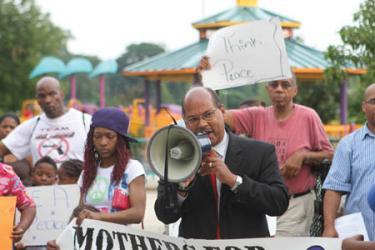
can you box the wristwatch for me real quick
[231,175,243,193]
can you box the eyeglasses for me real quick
[185,109,217,126]
[268,81,293,89]
[365,99,375,105]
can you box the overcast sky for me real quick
[35,0,362,60]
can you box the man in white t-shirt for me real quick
[0,76,91,165]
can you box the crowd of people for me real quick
[0,77,146,249]
[0,68,374,249]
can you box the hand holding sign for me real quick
[15,184,80,246]
[201,19,291,90]
[76,209,102,226]
[12,225,26,243]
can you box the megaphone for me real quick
[147,125,211,183]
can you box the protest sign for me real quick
[202,19,291,90]
[16,184,80,246]
[335,212,369,241]
[0,196,16,250]
[57,218,342,250]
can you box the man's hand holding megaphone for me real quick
[177,175,196,197]
[177,150,237,196]
[199,151,238,188]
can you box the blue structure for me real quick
[59,57,93,100]
[90,60,118,78]
[59,57,93,78]
[29,56,66,79]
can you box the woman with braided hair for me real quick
[76,107,146,225]
[48,107,146,250]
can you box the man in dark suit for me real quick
[154,86,289,239]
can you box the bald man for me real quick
[323,83,375,241]
[154,87,288,239]
[0,77,91,165]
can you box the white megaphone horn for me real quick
[147,125,211,183]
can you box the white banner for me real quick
[16,184,80,246]
[57,219,342,250]
[202,19,291,90]
[335,212,369,241]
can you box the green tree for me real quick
[120,43,165,66]
[295,80,339,123]
[324,0,375,123]
[0,0,69,113]
[161,82,190,105]
[106,43,165,106]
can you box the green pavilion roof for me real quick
[286,39,329,68]
[192,6,300,29]
[125,40,208,73]
[124,38,364,81]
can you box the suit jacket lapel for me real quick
[225,132,243,175]
[220,132,243,206]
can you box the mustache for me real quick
[196,129,212,136]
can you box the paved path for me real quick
[142,189,166,234]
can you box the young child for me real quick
[18,159,77,250]
[57,159,83,185]
[0,163,36,244]
[14,157,57,249]
[31,156,57,186]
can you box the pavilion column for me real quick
[156,80,161,113]
[144,79,150,126]
[99,75,105,108]
[70,75,76,100]
[340,78,348,125]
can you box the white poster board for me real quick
[16,184,80,246]
[202,19,291,90]
[335,212,369,241]
[57,219,342,250]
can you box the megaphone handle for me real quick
[163,125,176,209]
[163,125,174,183]
[164,182,176,209]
